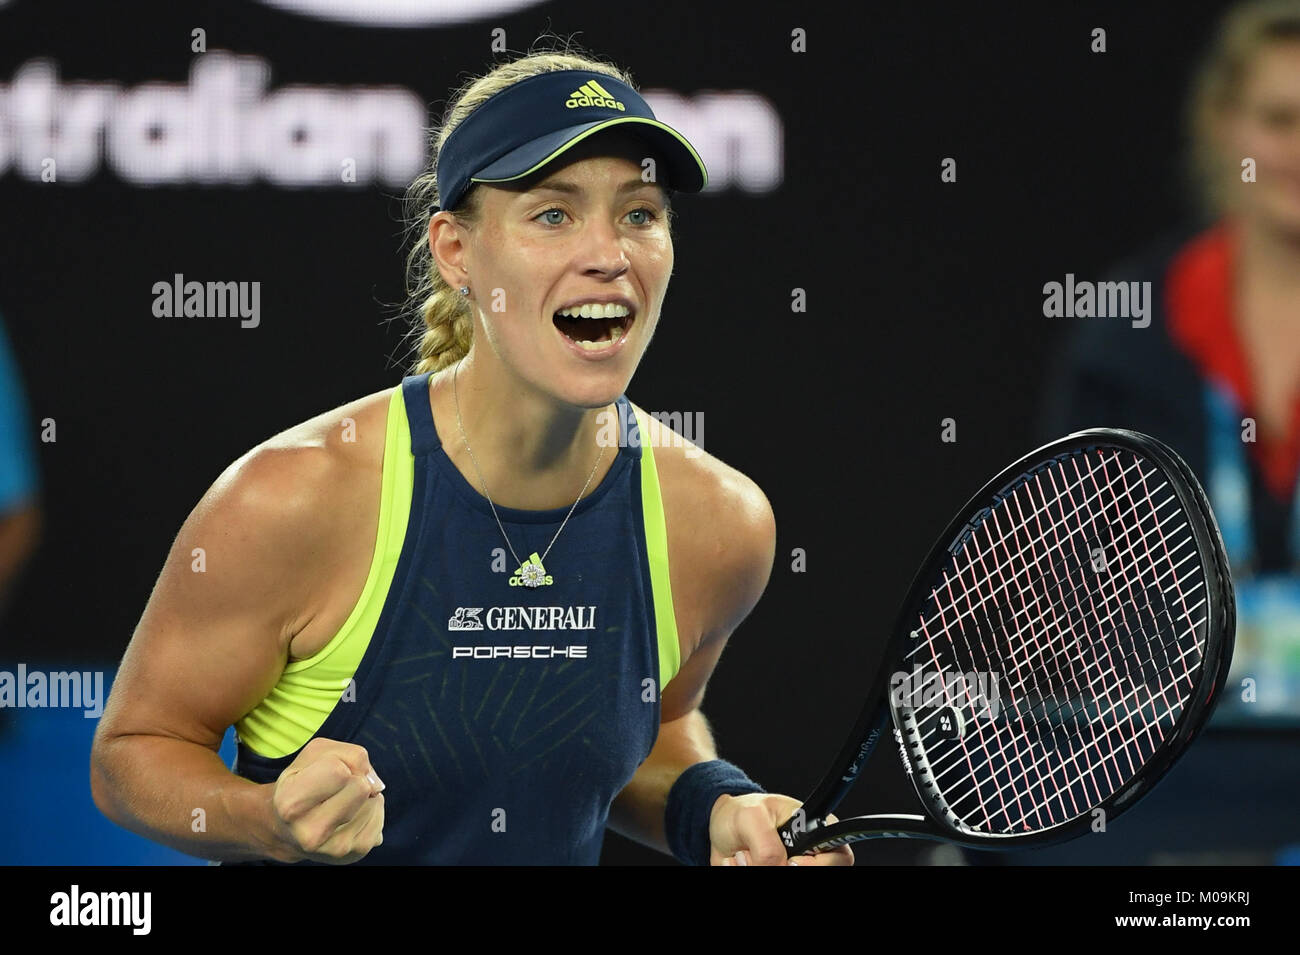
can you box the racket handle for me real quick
[776,709,891,852]
[779,706,892,847]
[776,810,817,852]
[785,814,942,855]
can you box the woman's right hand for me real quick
[271,738,386,864]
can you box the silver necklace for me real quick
[452,358,605,588]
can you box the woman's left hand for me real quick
[709,793,854,866]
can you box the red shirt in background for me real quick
[1165,223,1300,502]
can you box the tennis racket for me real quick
[777,428,1235,856]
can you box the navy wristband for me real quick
[664,759,766,866]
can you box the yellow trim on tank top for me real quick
[234,390,682,759]
[235,386,414,758]
[634,405,682,693]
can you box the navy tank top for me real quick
[230,372,671,864]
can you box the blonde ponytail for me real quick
[413,273,475,376]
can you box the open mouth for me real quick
[552,306,634,351]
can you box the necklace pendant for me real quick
[515,552,552,588]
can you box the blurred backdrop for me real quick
[1,0,1297,865]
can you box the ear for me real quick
[429,212,470,288]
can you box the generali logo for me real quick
[447,605,597,631]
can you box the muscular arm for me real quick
[90,444,343,862]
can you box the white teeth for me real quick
[557,303,631,319]
[555,303,630,351]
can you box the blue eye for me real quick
[533,206,659,226]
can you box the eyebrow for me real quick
[527,178,663,198]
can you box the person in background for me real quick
[1030,0,1300,866]
[1041,0,1300,728]
[0,311,41,625]
[0,307,42,746]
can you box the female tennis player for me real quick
[89,46,852,867]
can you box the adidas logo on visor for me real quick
[565,79,625,111]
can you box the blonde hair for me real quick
[1188,0,1300,215]
[401,40,639,376]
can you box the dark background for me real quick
[1,0,1293,865]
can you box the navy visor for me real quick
[432,70,708,213]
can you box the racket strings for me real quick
[899,447,1208,836]
[940,456,1193,826]
[989,459,1194,765]
[921,652,1203,826]
[920,564,1183,826]
[908,458,1194,686]
[938,453,1199,828]
[907,468,1197,729]
[906,454,1160,639]
[914,586,1198,755]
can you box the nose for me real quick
[577,214,631,277]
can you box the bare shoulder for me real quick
[99,386,401,750]
[210,385,394,520]
[629,402,777,648]
[193,385,397,642]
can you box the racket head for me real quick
[786,428,1235,855]
[884,428,1235,848]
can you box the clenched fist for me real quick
[269,738,386,864]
